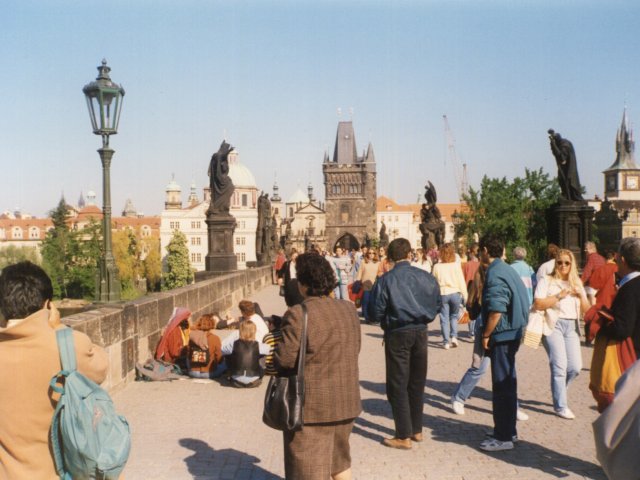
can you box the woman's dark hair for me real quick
[295,252,337,297]
[0,261,53,320]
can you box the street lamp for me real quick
[83,59,125,302]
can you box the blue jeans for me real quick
[334,283,348,300]
[453,319,489,403]
[542,318,582,411]
[440,292,463,344]
[490,338,520,442]
[361,290,372,321]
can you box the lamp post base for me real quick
[96,256,121,303]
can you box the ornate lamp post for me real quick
[83,59,125,302]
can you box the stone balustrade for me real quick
[62,266,272,392]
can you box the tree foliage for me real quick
[455,168,560,266]
[0,245,40,270]
[40,199,101,299]
[142,236,162,292]
[162,230,193,290]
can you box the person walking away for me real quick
[369,238,442,449]
[357,250,380,324]
[510,246,535,307]
[274,253,361,480]
[277,249,304,307]
[582,241,606,306]
[0,262,108,479]
[534,249,589,419]
[432,243,468,349]
[479,235,529,451]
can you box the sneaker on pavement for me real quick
[443,342,450,350]
[555,408,576,420]
[451,337,459,348]
[479,438,514,452]
[516,409,529,421]
[485,431,519,443]
[451,396,465,415]
[382,437,412,450]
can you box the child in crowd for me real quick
[224,320,269,388]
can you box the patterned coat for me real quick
[274,296,362,423]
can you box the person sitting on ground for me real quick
[225,320,269,388]
[187,314,224,379]
[155,307,192,371]
[220,300,270,354]
[0,261,108,479]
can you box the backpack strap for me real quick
[56,327,78,373]
[50,328,77,480]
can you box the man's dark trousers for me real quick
[385,327,428,438]
[489,339,519,441]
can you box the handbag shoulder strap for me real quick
[296,303,308,380]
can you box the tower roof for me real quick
[287,187,309,204]
[605,108,637,171]
[333,121,358,164]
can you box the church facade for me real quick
[323,121,377,251]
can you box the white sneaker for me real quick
[555,408,575,420]
[516,409,529,421]
[443,342,450,350]
[451,397,465,415]
[479,438,514,452]
[451,337,459,348]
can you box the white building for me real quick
[160,150,259,271]
[376,196,462,249]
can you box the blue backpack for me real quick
[49,328,131,480]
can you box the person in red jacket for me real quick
[582,241,605,305]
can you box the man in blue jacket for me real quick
[369,238,442,449]
[479,235,528,452]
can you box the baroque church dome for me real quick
[228,151,256,189]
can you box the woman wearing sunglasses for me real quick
[533,249,590,419]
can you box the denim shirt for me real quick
[369,261,442,334]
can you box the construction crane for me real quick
[443,115,469,202]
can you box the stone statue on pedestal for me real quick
[204,140,237,273]
[208,141,235,214]
[379,221,389,248]
[419,181,446,251]
[256,192,273,265]
[548,129,584,201]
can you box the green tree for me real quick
[162,230,193,290]
[0,245,40,269]
[41,199,101,299]
[455,168,560,265]
[142,237,162,292]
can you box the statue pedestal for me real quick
[547,200,594,267]
[205,213,237,273]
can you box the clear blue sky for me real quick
[2,0,639,217]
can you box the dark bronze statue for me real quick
[420,181,445,251]
[208,141,235,214]
[379,221,389,248]
[256,192,273,264]
[548,129,584,201]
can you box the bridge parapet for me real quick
[62,266,272,391]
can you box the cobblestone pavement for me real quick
[113,284,606,480]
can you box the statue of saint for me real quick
[419,181,446,251]
[379,221,389,248]
[208,141,235,214]
[256,192,273,263]
[548,129,584,201]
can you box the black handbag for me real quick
[262,304,307,431]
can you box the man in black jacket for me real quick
[603,237,640,357]
[369,238,442,449]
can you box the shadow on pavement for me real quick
[179,438,280,480]
[424,415,606,479]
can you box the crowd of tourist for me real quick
[1,234,638,480]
